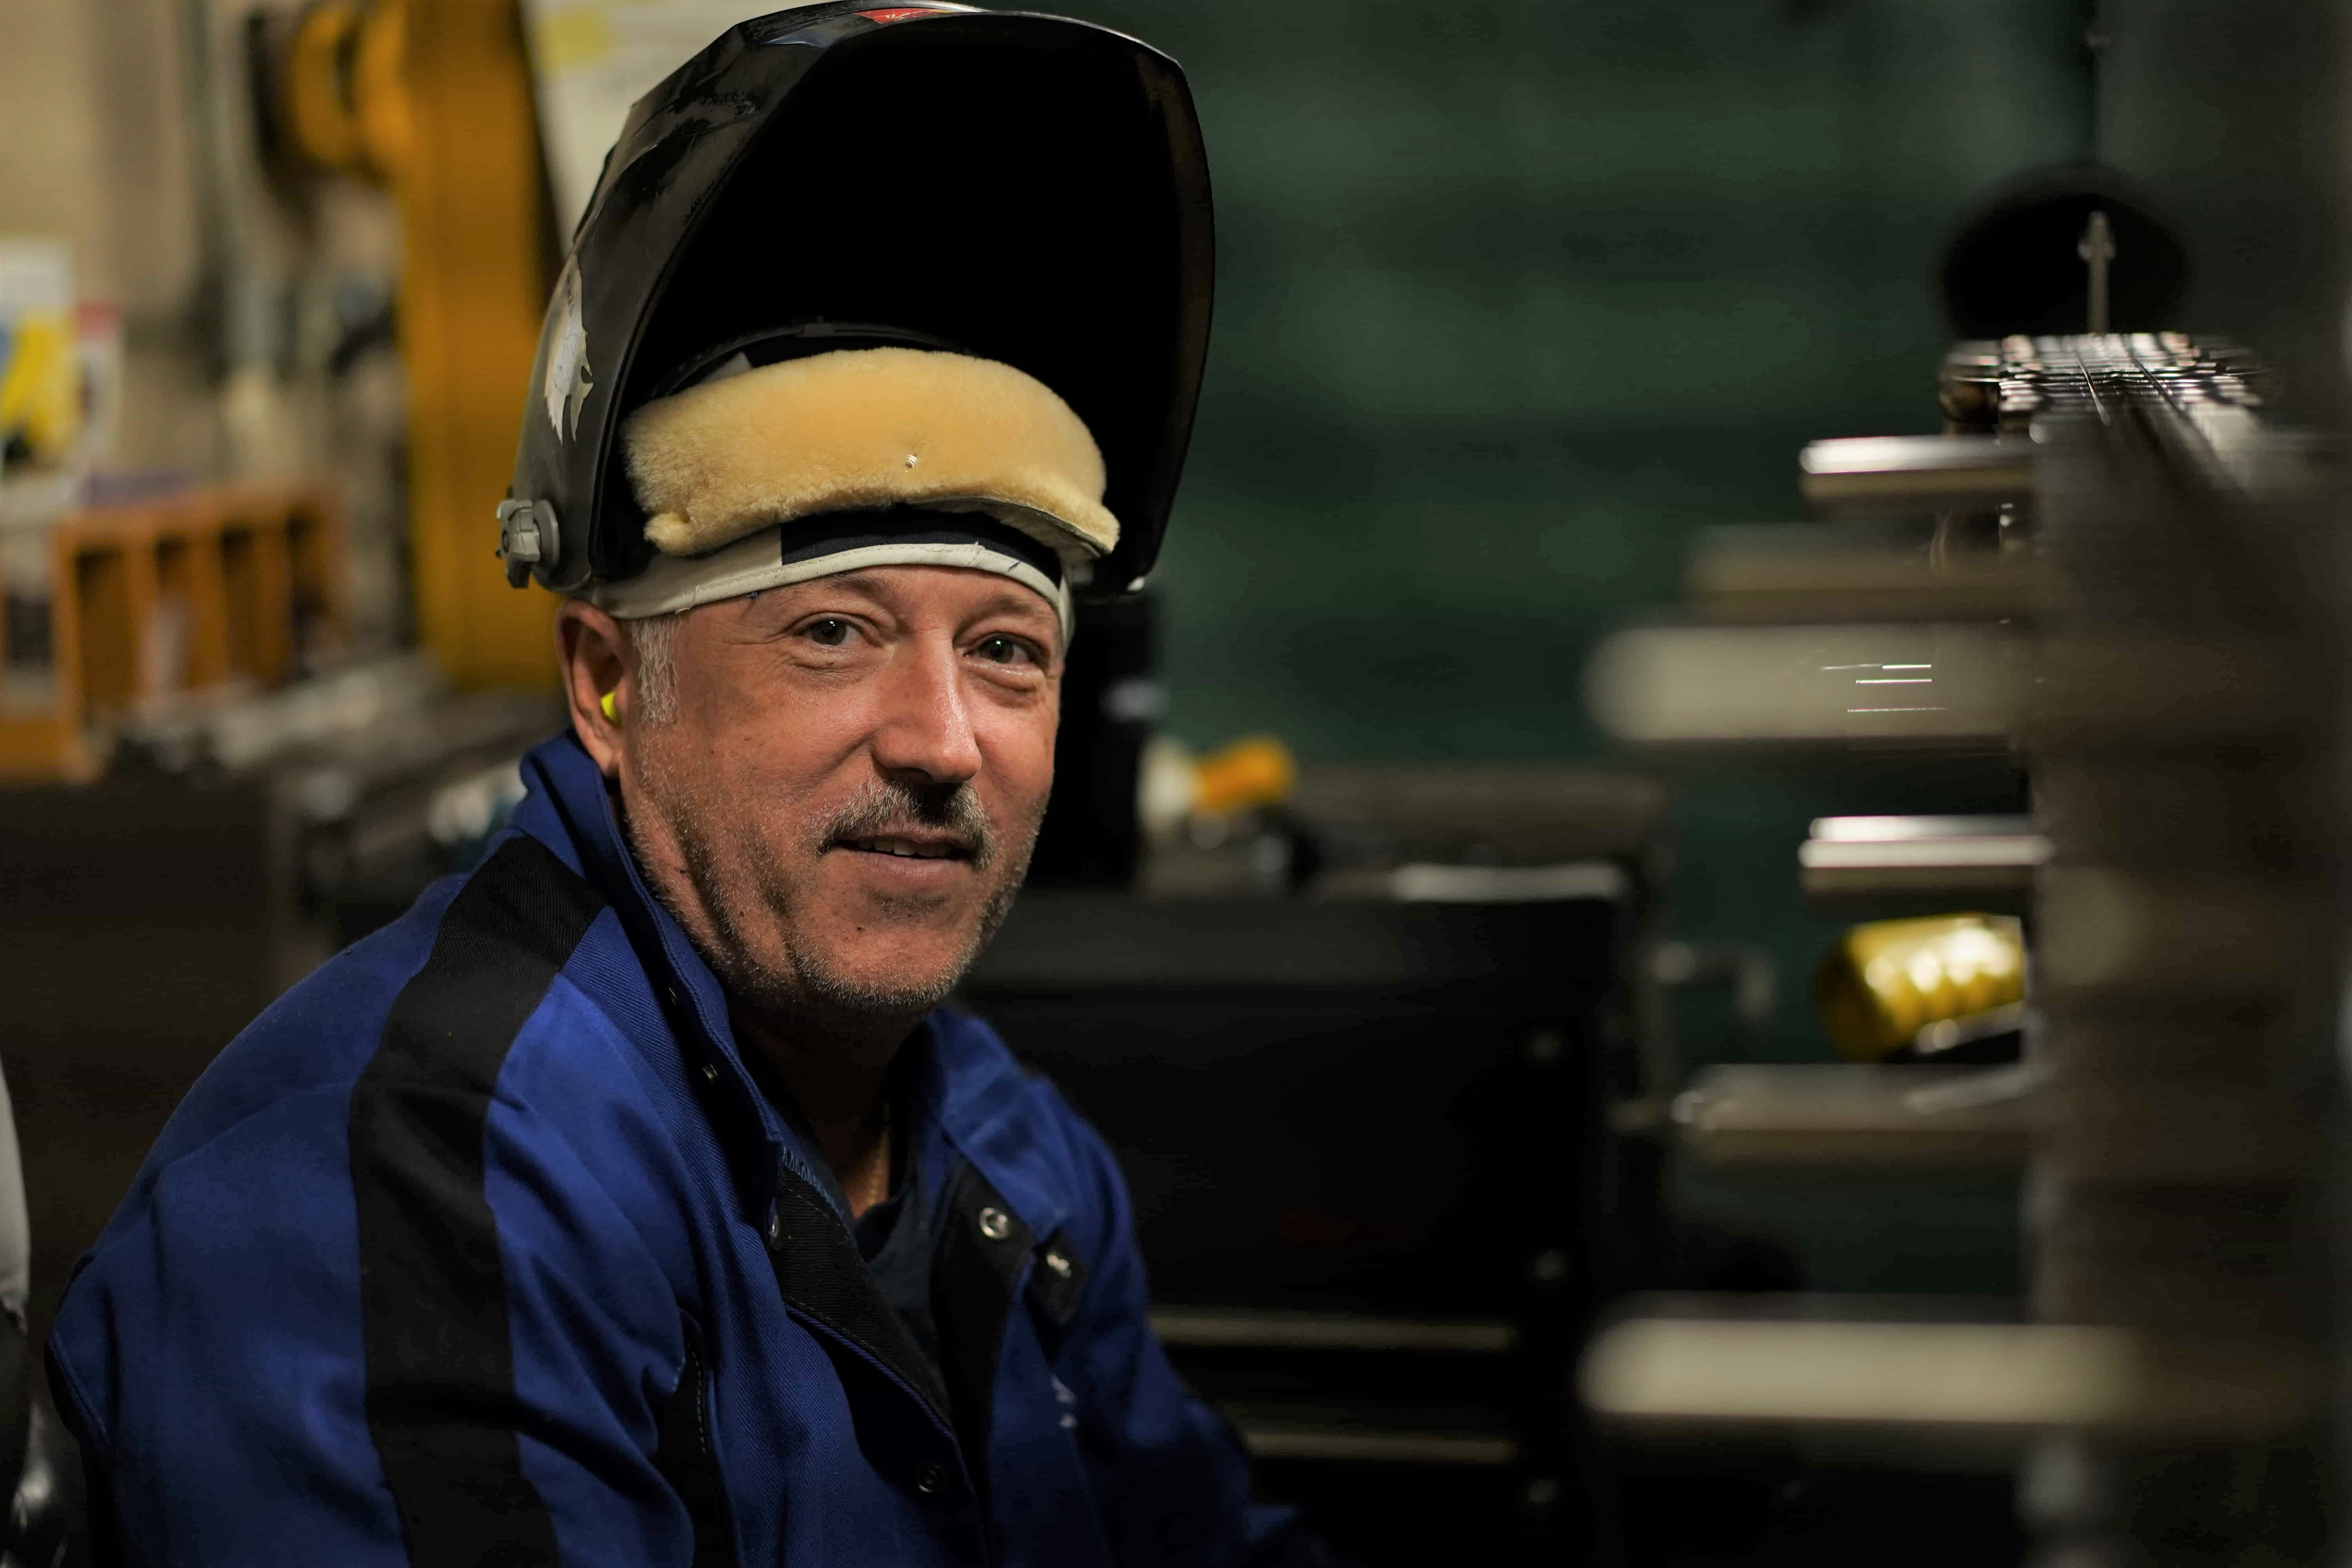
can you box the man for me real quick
[49,7,1326,1564]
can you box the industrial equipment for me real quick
[253,0,554,688]
[1813,914,2025,1064]
[1583,323,2342,1567]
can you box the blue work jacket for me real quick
[50,734,1320,1567]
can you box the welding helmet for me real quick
[499,3,1214,606]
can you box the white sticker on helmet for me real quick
[543,258,594,441]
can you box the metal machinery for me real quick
[1581,329,2344,1565]
[253,0,556,690]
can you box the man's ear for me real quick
[554,599,630,778]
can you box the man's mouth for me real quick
[835,833,975,862]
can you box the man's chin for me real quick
[708,933,966,1062]
[792,935,976,1014]
[732,844,1031,1040]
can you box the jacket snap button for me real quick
[700,1063,718,1082]
[977,1206,1013,1241]
[1043,1248,1072,1277]
[764,1208,782,1247]
[915,1461,946,1495]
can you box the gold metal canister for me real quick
[1815,914,2025,1062]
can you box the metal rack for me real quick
[1581,333,2341,1565]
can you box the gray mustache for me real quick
[820,780,996,867]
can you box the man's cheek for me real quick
[1003,726,1058,817]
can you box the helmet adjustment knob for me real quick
[495,499,561,588]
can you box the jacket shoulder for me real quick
[133,835,615,1186]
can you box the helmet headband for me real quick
[588,507,1073,638]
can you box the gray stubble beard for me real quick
[627,743,1042,1052]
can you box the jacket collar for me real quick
[918,1017,1072,1243]
[510,733,824,1212]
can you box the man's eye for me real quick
[974,634,1034,666]
[803,618,852,648]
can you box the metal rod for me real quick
[2079,211,2115,334]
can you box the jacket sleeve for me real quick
[1050,1109,1339,1568]
[48,1042,702,1568]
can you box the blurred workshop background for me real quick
[4,1,2347,1564]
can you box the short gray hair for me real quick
[626,612,684,725]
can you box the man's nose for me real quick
[869,636,984,786]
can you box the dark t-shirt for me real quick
[749,1045,943,1369]
[851,1123,941,1367]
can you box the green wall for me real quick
[1054,0,2091,756]
[1051,0,2095,1293]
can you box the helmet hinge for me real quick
[495,499,561,588]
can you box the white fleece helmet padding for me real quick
[593,346,1116,633]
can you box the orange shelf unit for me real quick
[0,485,347,779]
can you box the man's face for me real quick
[583,565,1061,1042]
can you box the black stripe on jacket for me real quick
[653,1336,740,1568]
[350,835,604,1568]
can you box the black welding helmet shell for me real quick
[502,3,1214,600]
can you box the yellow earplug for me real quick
[600,690,618,722]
